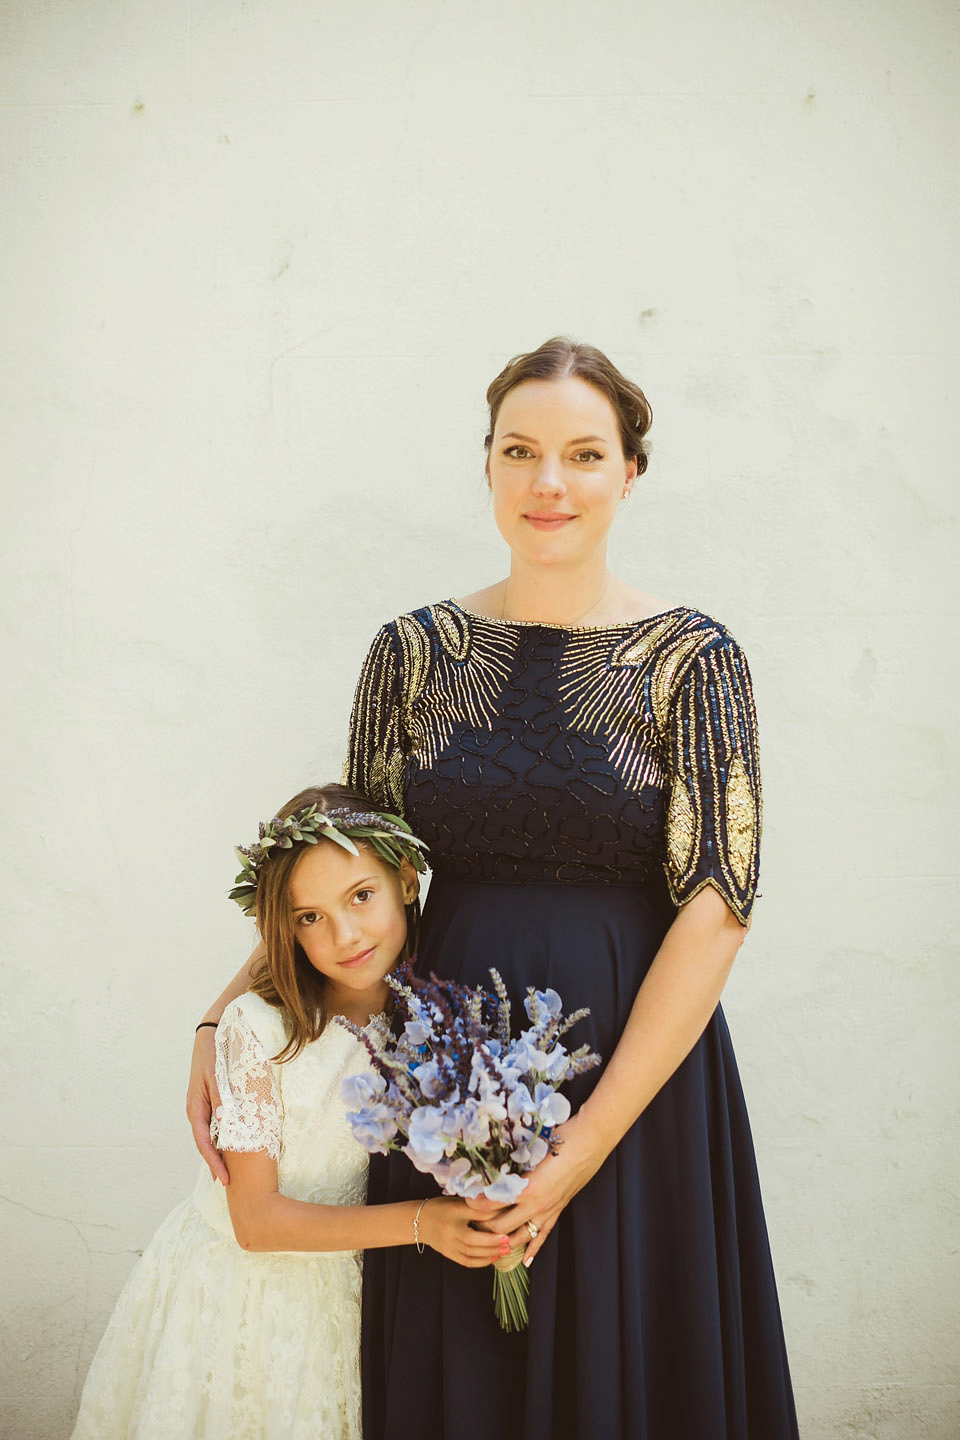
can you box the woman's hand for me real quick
[419,1196,512,1269]
[472,1111,606,1266]
[187,1027,229,1184]
[476,888,747,1265]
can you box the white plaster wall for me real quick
[1,1,957,1435]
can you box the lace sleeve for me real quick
[211,1002,283,1160]
[343,622,407,814]
[664,635,762,926]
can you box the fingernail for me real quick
[523,1255,534,1268]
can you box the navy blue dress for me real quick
[346,600,798,1440]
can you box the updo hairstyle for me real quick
[484,337,653,475]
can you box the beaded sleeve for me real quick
[664,635,762,925]
[343,623,407,815]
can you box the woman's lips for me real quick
[523,513,577,531]
[339,947,375,969]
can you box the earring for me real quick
[622,487,630,499]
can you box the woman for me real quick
[189,337,799,1440]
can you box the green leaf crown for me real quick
[229,804,429,918]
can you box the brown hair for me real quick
[484,336,653,474]
[248,782,421,1061]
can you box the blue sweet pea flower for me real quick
[406,1105,453,1168]
[510,1134,549,1168]
[340,1070,385,1111]
[483,1166,530,1204]
[506,1082,536,1125]
[524,987,562,1022]
[413,1058,450,1100]
[532,1083,571,1128]
[347,1102,398,1154]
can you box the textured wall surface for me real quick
[1,2,957,1435]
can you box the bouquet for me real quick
[338,965,600,1331]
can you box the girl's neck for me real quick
[327,982,390,1029]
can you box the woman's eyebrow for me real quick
[502,431,608,444]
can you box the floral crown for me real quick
[229,804,429,918]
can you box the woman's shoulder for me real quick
[659,605,746,651]
[365,600,475,661]
[598,605,749,670]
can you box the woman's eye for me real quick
[353,889,373,904]
[504,445,532,459]
[573,449,603,463]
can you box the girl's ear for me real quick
[398,858,420,906]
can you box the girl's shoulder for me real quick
[219,992,291,1062]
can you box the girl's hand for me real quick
[187,1027,229,1184]
[418,1196,512,1270]
[473,1111,606,1266]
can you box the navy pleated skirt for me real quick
[361,879,799,1440]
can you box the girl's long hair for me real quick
[248,782,420,1061]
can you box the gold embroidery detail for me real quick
[650,633,707,731]
[395,614,431,718]
[558,619,696,793]
[610,614,679,669]
[431,603,471,662]
[667,778,696,876]
[724,754,756,890]
[344,626,406,814]
[405,613,517,770]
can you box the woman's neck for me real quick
[498,559,613,627]
[458,568,669,630]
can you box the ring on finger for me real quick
[525,1219,540,1240]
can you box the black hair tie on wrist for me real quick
[195,1021,219,1033]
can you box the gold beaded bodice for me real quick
[344,600,761,924]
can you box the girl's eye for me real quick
[573,449,603,463]
[503,444,533,459]
[353,888,373,904]
[297,911,321,927]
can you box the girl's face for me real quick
[287,841,416,1010]
[487,375,637,569]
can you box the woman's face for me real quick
[487,376,637,569]
[287,842,416,1006]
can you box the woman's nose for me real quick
[531,457,565,495]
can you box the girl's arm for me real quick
[187,946,264,1182]
[223,1147,508,1269]
[474,885,748,1260]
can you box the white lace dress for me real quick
[71,993,378,1440]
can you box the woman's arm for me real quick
[223,1147,509,1268]
[187,945,264,1182]
[474,886,748,1261]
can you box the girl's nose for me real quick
[332,910,362,948]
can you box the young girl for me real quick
[71,783,507,1440]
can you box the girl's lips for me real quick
[339,947,375,969]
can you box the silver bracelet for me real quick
[413,1198,428,1255]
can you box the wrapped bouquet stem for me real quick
[339,965,600,1332]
